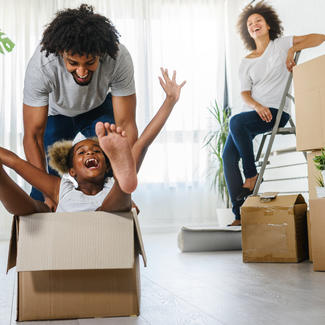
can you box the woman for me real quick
[223,1,325,226]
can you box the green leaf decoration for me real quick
[0,30,15,55]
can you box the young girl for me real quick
[0,69,185,215]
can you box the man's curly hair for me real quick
[237,1,283,51]
[40,4,120,58]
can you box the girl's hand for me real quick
[159,68,186,103]
[255,104,272,123]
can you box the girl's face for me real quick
[247,13,270,40]
[69,139,108,181]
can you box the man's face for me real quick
[63,52,100,86]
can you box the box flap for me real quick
[242,194,305,209]
[16,211,136,272]
[132,208,147,267]
[6,216,18,273]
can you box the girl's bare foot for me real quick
[95,122,137,194]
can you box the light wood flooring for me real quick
[1,233,325,325]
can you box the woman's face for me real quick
[247,13,270,40]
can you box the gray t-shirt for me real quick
[23,43,135,117]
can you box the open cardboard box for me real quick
[293,55,325,151]
[7,208,147,322]
[241,193,308,263]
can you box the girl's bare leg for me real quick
[0,164,50,215]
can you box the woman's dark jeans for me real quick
[222,108,290,220]
[30,93,115,201]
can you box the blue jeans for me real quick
[222,108,290,220]
[30,93,115,201]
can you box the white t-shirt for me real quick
[23,43,135,117]
[56,176,115,212]
[238,36,293,113]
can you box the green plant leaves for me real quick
[203,100,231,207]
[313,148,325,171]
[0,30,15,55]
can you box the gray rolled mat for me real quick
[177,226,242,252]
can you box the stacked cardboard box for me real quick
[293,54,325,270]
[241,194,308,263]
[7,209,147,321]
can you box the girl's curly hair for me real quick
[48,138,111,177]
[237,1,283,51]
[40,4,120,58]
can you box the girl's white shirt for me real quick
[56,175,114,212]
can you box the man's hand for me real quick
[254,104,272,123]
[44,196,57,212]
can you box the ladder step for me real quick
[264,127,296,135]
[261,162,307,170]
[262,176,307,182]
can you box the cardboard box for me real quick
[307,150,322,200]
[309,199,325,271]
[293,55,325,151]
[241,194,308,263]
[6,209,147,322]
[307,210,312,262]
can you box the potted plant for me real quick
[313,149,325,198]
[204,100,232,225]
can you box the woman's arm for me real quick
[241,91,273,123]
[0,147,60,204]
[286,34,325,71]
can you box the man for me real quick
[23,4,137,209]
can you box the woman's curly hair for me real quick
[40,4,120,58]
[48,138,111,177]
[237,1,283,51]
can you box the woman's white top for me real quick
[56,176,115,212]
[239,36,293,113]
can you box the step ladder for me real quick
[252,51,306,196]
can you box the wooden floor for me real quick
[1,233,325,325]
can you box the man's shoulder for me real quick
[100,43,130,64]
[29,45,60,70]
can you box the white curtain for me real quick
[0,0,226,236]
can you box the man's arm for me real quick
[23,103,48,171]
[112,94,138,146]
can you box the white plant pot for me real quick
[216,208,234,227]
[316,186,325,198]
